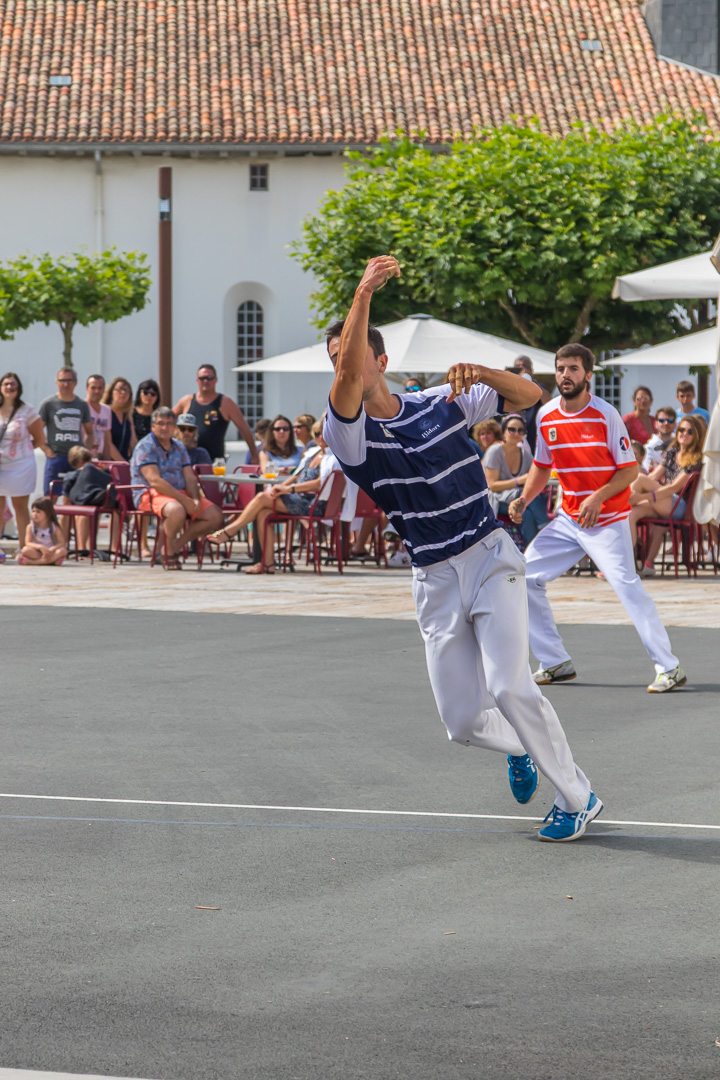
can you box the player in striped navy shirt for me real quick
[324,256,603,842]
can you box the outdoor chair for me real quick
[352,488,388,567]
[107,462,165,568]
[49,479,117,564]
[304,471,347,574]
[637,472,701,579]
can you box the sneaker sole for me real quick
[647,674,688,693]
[533,671,577,686]
[538,798,604,843]
[514,772,540,805]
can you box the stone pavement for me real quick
[0,559,717,625]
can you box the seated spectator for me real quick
[676,379,710,425]
[470,418,502,460]
[259,415,302,476]
[175,414,212,467]
[622,386,657,445]
[133,379,161,441]
[628,414,705,576]
[403,378,423,393]
[484,415,548,548]
[130,407,223,570]
[642,407,676,472]
[17,497,67,566]
[631,441,646,470]
[244,418,271,465]
[293,414,317,450]
[62,445,117,555]
[207,431,328,574]
[102,377,137,461]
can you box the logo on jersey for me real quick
[380,425,393,439]
[619,436,630,452]
[506,575,517,584]
[548,427,557,442]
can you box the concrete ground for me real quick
[0,605,719,1080]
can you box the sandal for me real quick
[243,562,275,575]
[207,528,234,546]
[165,554,183,571]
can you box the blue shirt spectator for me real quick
[131,432,190,506]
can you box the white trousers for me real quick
[412,529,591,813]
[524,513,678,676]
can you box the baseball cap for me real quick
[177,413,197,428]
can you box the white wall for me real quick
[613,365,717,417]
[0,153,342,422]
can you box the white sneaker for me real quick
[388,549,412,568]
[532,660,577,685]
[647,666,687,693]
[638,563,656,578]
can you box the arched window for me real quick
[236,301,264,428]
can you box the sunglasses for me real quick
[292,424,307,430]
[140,388,158,395]
[57,378,76,384]
[657,418,674,424]
[677,427,693,435]
[197,375,216,382]
[273,426,291,432]
[506,426,526,434]
[177,426,196,432]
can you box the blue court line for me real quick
[0,813,718,842]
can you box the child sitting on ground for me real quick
[18,497,67,565]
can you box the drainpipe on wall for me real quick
[158,166,172,405]
[94,149,105,375]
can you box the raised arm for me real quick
[447,364,542,412]
[329,256,400,419]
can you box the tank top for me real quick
[187,393,229,460]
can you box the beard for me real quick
[558,378,587,400]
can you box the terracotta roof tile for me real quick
[2,0,720,146]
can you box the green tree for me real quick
[0,249,151,365]
[293,118,720,352]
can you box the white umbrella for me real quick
[233,314,555,376]
[601,328,717,366]
[612,251,717,301]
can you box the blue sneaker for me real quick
[507,754,539,804]
[538,792,603,842]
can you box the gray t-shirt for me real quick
[38,394,91,455]
[483,441,532,482]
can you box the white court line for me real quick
[0,792,718,831]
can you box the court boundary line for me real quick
[0,792,718,831]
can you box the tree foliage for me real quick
[0,248,151,365]
[293,118,720,352]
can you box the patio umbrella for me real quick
[612,251,717,301]
[233,314,555,378]
[601,328,717,366]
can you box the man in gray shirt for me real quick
[38,367,93,494]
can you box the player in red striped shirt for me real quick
[510,344,685,694]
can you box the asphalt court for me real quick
[1,606,719,1080]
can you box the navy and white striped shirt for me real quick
[325,384,499,567]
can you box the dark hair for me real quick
[86,373,105,387]
[633,385,653,403]
[501,413,527,434]
[324,319,386,361]
[0,372,25,418]
[262,414,297,459]
[32,496,60,528]
[56,366,77,381]
[254,418,271,437]
[676,380,695,395]
[656,406,677,422]
[671,413,705,469]
[102,376,134,417]
[135,378,161,407]
[197,363,218,377]
[555,344,595,373]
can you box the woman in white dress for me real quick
[0,372,46,545]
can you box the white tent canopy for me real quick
[601,328,716,367]
[233,314,555,376]
[612,251,718,302]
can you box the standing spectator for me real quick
[38,368,94,494]
[642,407,676,472]
[260,415,302,475]
[85,374,112,460]
[470,418,502,460]
[0,372,45,544]
[17,497,67,566]
[133,379,161,441]
[676,380,710,424]
[511,356,551,452]
[102,377,137,461]
[622,386,657,444]
[173,364,259,464]
[130,407,223,570]
[175,414,212,466]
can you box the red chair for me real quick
[637,472,701,579]
[49,480,117,564]
[107,462,163,567]
[305,471,347,574]
[352,488,388,567]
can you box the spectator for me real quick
[173,364,259,464]
[293,414,317,449]
[631,441,647,470]
[62,445,117,555]
[642,406,676,472]
[628,414,705,576]
[676,379,710,424]
[207,433,328,574]
[85,374,112,459]
[260,415,302,475]
[17,497,67,566]
[484,414,548,548]
[244,418,271,465]
[622,385,657,444]
[130,406,223,570]
[102,377,137,461]
[510,356,551,452]
[133,379,161,441]
[470,418,502,460]
[38,368,94,494]
[175,414,212,466]
[0,371,45,545]
[403,378,423,393]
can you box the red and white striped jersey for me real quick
[534,395,636,526]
